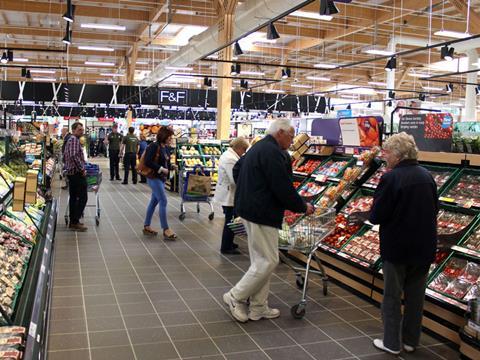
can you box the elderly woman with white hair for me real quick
[223,119,314,323]
[214,137,249,255]
[369,132,438,355]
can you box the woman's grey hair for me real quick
[266,119,293,135]
[383,132,418,160]
[229,137,249,150]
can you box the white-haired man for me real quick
[223,119,314,322]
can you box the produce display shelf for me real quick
[338,187,374,216]
[460,327,480,360]
[439,168,480,209]
[421,163,460,194]
[312,155,355,180]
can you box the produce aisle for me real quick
[48,160,458,360]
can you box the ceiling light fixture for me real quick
[233,42,243,56]
[346,104,351,110]
[388,90,395,99]
[385,56,396,72]
[265,89,285,94]
[203,77,212,87]
[422,86,444,91]
[85,61,115,66]
[33,77,57,82]
[241,71,265,76]
[267,22,280,40]
[476,85,480,95]
[240,79,249,89]
[13,58,28,62]
[419,93,426,101]
[63,0,75,23]
[368,81,386,86]
[29,69,56,74]
[291,84,312,88]
[81,23,126,31]
[291,10,332,21]
[440,45,455,61]
[230,64,241,75]
[136,61,148,65]
[434,30,472,39]
[387,100,393,107]
[78,46,114,52]
[408,72,429,78]
[281,68,291,79]
[62,22,72,45]
[314,63,337,69]
[6,50,13,62]
[306,76,331,81]
[363,46,395,56]
[100,73,125,77]
[96,80,119,84]
[320,0,339,16]
[0,52,7,64]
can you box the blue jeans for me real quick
[145,178,169,230]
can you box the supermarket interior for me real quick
[2,0,480,359]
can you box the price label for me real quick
[338,223,346,230]
[29,322,37,338]
[439,196,455,203]
[356,160,364,167]
[462,200,474,209]
[338,235,346,241]
[345,147,354,155]
[371,225,380,232]
[315,175,328,183]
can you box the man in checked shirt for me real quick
[64,122,88,232]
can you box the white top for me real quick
[214,147,240,207]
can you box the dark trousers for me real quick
[67,173,88,225]
[221,206,235,251]
[140,174,147,183]
[109,149,120,180]
[382,261,430,351]
[123,152,137,184]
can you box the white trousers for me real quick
[231,220,279,309]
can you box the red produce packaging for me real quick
[459,262,480,284]
[444,279,472,299]
[464,283,480,301]
[442,258,467,278]
[428,273,451,293]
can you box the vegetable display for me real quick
[321,214,361,249]
[444,174,480,207]
[341,230,380,265]
[295,159,321,174]
[314,160,349,178]
[437,210,474,235]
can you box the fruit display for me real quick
[0,215,37,244]
[443,173,480,207]
[294,159,321,174]
[342,195,373,215]
[0,166,15,185]
[342,166,363,182]
[202,146,222,156]
[284,210,303,226]
[424,113,453,139]
[204,159,218,170]
[297,181,326,199]
[428,257,480,302]
[341,230,380,265]
[0,326,26,359]
[182,158,203,168]
[179,146,200,156]
[437,210,474,235]
[364,164,389,188]
[293,181,301,189]
[314,159,350,178]
[211,172,218,183]
[19,142,42,156]
[427,169,453,190]
[317,181,348,208]
[322,214,361,250]
[429,249,450,274]
[460,226,480,253]
[358,147,381,165]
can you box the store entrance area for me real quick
[47,160,457,360]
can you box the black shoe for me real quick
[221,249,241,255]
[133,182,137,185]
[233,243,239,249]
[116,177,121,181]
[139,181,147,183]
[110,178,114,181]
[122,182,128,185]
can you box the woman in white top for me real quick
[214,137,249,254]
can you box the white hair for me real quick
[266,119,293,135]
[383,132,418,160]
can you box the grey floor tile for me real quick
[250,330,296,349]
[116,292,151,304]
[203,321,244,337]
[213,334,260,354]
[86,304,122,319]
[194,309,233,323]
[225,351,270,360]
[119,301,156,316]
[160,311,199,326]
[285,326,330,344]
[266,345,317,360]
[48,349,90,360]
[90,345,136,360]
[332,308,375,322]
[174,338,220,358]
[350,319,384,336]
[48,333,88,351]
[153,299,189,313]
[128,327,170,345]
[49,319,87,334]
[88,316,125,332]
[52,295,84,308]
[83,284,115,296]
[50,306,85,321]
[133,342,179,360]
[321,322,365,340]
[84,293,117,307]
[303,341,353,360]
[123,314,163,329]
[166,324,208,341]
[339,337,384,357]
[89,330,130,348]
[427,344,461,359]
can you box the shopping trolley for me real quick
[64,164,102,226]
[178,164,214,221]
[228,208,336,319]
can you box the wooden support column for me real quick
[215,0,236,140]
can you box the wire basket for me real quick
[279,208,336,252]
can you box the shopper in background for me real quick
[143,126,177,240]
[61,127,72,190]
[138,134,148,184]
[224,119,314,323]
[232,136,261,184]
[214,137,249,255]
[105,123,122,181]
[63,122,88,232]
[121,127,139,185]
[370,132,438,355]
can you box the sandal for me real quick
[143,226,158,236]
[163,229,178,241]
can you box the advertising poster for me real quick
[399,113,453,152]
[339,117,381,147]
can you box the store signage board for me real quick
[339,118,361,146]
[337,109,353,118]
[399,113,453,152]
[158,90,188,105]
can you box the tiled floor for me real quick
[48,159,459,360]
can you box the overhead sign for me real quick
[158,90,188,105]
[399,113,453,152]
[339,117,381,147]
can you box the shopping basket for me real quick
[178,164,214,221]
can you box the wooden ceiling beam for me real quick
[447,0,480,34]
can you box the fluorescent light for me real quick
[85,61,115,67]
[81,23,126,31]
[291,10,332,21]
[368,81,386,86]
[169,76,199,83]
[306,76,330,81]
[13,58,28,62]
[422,86,444,91]
[429,57,468,72]
[78,46,114,52]
[158,83,181,87]
[100,73,125,77]
[176,10,197,15]
[29,69,56,74]
[136,61,149,65]
[314,63,337,69]
[265,89,285,93]
[340,94,358,99]
[33,77,56,82]
[96,80,118,84]
[291,84,312,89]
[240,71,265,76]
[363,46,395,56]
[173,25,208,46]
[408,72,429,78]
[434,30,471,39]
[165,66,193,71]
[334,84,378,95]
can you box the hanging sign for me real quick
[158,90,188,105]
[339,117,381,147]
[399,113,453,152]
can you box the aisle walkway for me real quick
[48,159,459,360]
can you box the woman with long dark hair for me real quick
[143,126,177,240]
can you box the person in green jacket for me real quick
[121,127,139,184]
